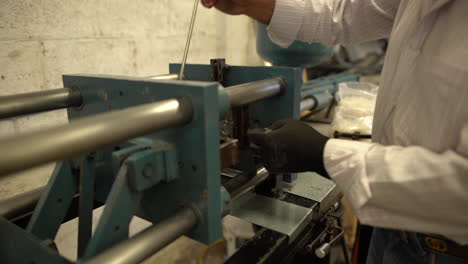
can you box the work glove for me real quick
[248,119,329,177]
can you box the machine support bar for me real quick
[147,73,179,80]
[78,156,95,257]
[0,88,82,119]
[0,97,193,176]
[225,77,286,107]
[87,207,198,264]
[300,98,317,112]
[0,187,43,220]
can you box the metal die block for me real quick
[285,172,341,218]
[231,193,316,243]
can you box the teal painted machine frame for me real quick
[0,63,302,263]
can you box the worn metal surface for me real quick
[87,207,198,264]
[231,192,315,242]
[0,87,82,119]
[285,172,341,218]
[0,97,192,176]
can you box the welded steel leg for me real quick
[78,156,95,257]
[83,165,141,259]
[27,161,77,240]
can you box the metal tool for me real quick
[179,0,200,80]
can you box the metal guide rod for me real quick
[300,98,317,112]
[225,77,286,107]
[179,0,200,80]
[87,207,198,264]
[0,88,82,119]
[230,167,270,200]
[0,73,180,120]
[0,97,193,176]
[0,187,43,220]
[147,73,180,80]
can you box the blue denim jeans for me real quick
[366,228,466,264]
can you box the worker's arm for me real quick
[250,120,468,244]
[202,0,401,47]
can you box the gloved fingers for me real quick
[247,128,271,147]
[270,120,288,130]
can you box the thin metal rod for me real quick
[87,207,198,264]
[179,0,200,80]
[0,187,43,220]
[230,167,269,200]
[147,73,180,80]
[300,98,317,112]
[225,77,286,107]
[0,97,193,176]
[0,88,82,119]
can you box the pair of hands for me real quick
[201,0,275,24]
[248,119,330,177]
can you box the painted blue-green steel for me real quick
[0,217,70,264]
[27,161,77,240]
[63,75,223,244]
[169,64,302,126]
[78,156,95,257]
[125,146,179,192]
[256,23,333,68]
[83,165,141,259]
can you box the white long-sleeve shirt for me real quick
[268,0,468,244]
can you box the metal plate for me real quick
[231,193,315,242]
[284,172,341,218]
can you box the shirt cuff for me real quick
[324,139,373,210]
[267,0,306,48]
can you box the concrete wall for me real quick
[0,0,262,198]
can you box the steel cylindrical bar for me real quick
[230,167,269,200]
[225,77,286,107]
[87,207,198,264]
[0,97,193,176]
[0,187,43,220]
[148,73,180,80]
[0,88,82,119]
[300,98,317,112]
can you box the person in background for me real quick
[202,0,468,263]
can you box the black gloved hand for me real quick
[248,119,329,177]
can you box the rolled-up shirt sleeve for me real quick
[323,124,468,245]
[267,0,400,47]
